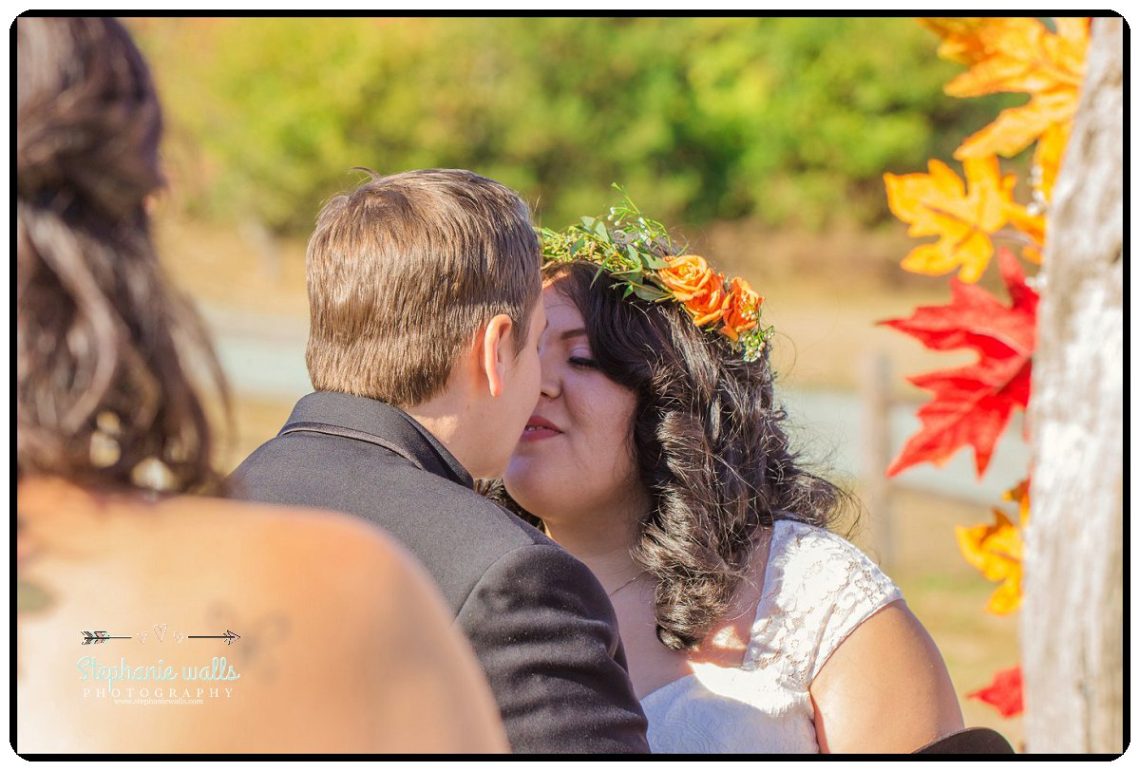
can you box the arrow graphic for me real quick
[81,630,131,645]
[187,629,241,645]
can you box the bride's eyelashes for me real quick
[568,356,600,370]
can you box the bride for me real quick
[497,201,967,753]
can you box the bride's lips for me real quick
[520,415,563,442]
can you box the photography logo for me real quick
[78,626,242,706]
[81,629,241,645]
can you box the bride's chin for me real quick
[503,457,548,487]
[502,478,556,519]
[503,484,540,513]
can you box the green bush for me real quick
[132,17,1014,235]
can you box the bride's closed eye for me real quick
[568,356,599,370]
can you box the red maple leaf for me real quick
[967,665,1024,718]
[879,248,1037,477]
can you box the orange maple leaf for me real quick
[884,156,1018,282]
[921,17,1090,197]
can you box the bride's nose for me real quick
[538,348,561,400]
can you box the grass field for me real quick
[161,215,1025,749]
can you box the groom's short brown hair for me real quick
[305,169,541,407]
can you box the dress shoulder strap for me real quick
[745,520,903,689]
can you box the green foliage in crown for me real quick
[540,187,773,361]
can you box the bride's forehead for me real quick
[541,288,583,322]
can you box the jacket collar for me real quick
[281,391,475,489]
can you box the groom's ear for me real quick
[477,314,515,399]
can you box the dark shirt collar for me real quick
[282,391,475,489]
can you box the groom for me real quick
[230,169,649,753]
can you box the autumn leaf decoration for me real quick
[886,19,1089,282]
[959,481,1030,717]
[879,18,1090,721]
[968,665,1024,718]
[879,248,1037,478]
[920,17,1090,202]
[956,478,1030,615]
[884,156,1024,282]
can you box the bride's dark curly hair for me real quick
[490,259,853,651]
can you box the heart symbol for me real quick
[153,624,167,642]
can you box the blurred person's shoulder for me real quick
[16,479,507,751]
[18,476,440,616]
[157,491,445,604]
[19,479,473,689]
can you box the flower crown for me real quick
[538,189,773,362]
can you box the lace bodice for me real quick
[641,520,903,753]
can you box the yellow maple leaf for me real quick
[918,18,991,64]
[939,18,1086,98]
[884,156,1017,282]
[956,509,1023,615]
[956,478,1030,615]
[1050,18,1095,80]
[1032,119,1072,203]
[922,17,1090,173]
[986,579,1023,616]
[1005,206,1045,264]
[1003,477,1031,526]
[956,88,1079,161]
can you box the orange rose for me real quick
[684,272,728,327]
[658,254,728,327]
[720,277,763,341]
[657,255,718,302]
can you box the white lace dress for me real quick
[640,519,903,753]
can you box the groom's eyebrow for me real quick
[560,328,587,340]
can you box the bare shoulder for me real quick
[813,600,941,684]
[810,599,964,753]
[160,495,443,623]
[17,483,506,752]
[165,495,419,575]
[155,497,507,751]
[198,498,507,751]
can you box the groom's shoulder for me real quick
[419,472,553,550]
[382,470,588,613]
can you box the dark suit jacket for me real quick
[229,391,650,754]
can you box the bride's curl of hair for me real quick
[16,17,227,493]
[490,260,852,651]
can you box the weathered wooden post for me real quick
[1021,16,1123,754]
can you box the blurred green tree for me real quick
[131,17,1014,235]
